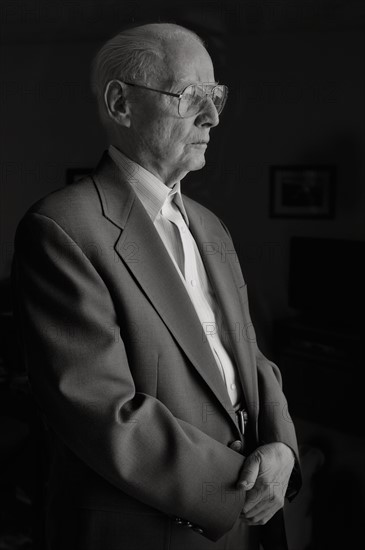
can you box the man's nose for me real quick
[195,96,219,127]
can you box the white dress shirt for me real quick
[108,144,243,410]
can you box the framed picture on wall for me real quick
[269,165,336,218]
[66,168,92,185]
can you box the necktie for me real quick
[161,195,197,283]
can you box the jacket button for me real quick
[174,517,184,524]
[229,440,243,453]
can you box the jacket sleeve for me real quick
[12,211,248,542]
[219,217,302,499]
[256,349,302,499]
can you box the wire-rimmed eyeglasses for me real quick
[105,79,228,118]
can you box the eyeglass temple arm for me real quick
[121,81,182,99]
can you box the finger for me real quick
[244,503,281,526]
[243,481,284,515]
[241,483,265,513]
[244,499,270,518]
[237,451,261,490]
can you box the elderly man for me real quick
[12,22,300,550]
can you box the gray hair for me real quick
[90,22,205,127]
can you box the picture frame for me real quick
[269,165,336,219]
[66,168,92,185]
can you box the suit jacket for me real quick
[12,151,301,550]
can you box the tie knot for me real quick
[161,195,182,224]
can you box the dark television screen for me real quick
[288,237,365,325]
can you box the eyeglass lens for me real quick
[178,84,227,117]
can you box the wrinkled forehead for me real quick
[160,36,215,87]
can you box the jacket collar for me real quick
[108,144,189,225]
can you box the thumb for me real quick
[237,451,261,490]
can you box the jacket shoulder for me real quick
[182,194,222,224]
[25,176,99,222]
[182,193,230,237]
[16,175,107,242]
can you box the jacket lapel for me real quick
[183,197,259,428]
[92,152,236,422]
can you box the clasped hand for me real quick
[237,442,295,526]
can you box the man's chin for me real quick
[188,155,206,172]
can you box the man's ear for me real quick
[104,80,131,127]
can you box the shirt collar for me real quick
[108,144,189,226]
